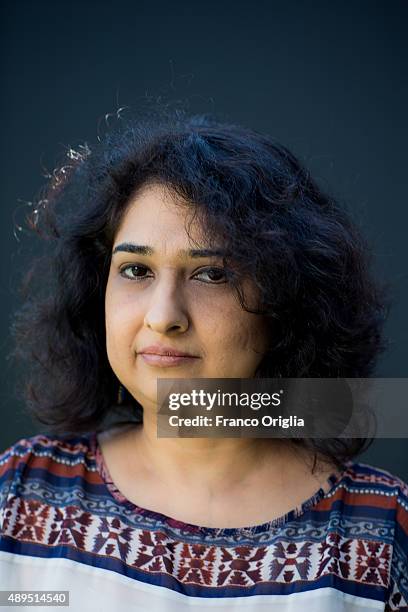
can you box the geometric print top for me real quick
[0,432,407,611]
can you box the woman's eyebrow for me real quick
[112,242,226,259]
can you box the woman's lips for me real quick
[138,353,199,367]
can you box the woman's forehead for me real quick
[113,183,214,255]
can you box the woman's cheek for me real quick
[106,312,134,367]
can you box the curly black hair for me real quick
[10,107,389,471]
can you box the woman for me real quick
[0,109,407,610]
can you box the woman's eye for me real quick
[119,265,228,284]
[194,267,228,284]
[120,265,151,280]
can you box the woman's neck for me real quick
[114,413,331,497]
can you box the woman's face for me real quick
[105,183,271,408]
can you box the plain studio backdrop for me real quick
[0,0,407,479]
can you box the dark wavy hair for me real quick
[11,107,389,471]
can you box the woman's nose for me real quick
[143,278,189,334]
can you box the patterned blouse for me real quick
[0,432,407,611]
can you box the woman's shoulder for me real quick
[326,459,408,521]
[0,432,97,500]
[340,459,408,495]
[311,460,408,609]
[0,432,95,467]
[317,459,407,549]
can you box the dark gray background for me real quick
[1,0,407,480]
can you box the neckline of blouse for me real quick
[89,430,349,538]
